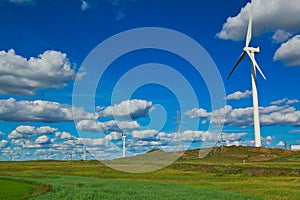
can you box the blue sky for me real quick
[0,0,300,161]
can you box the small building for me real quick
[290,144,300,151]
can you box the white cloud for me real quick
[76,120,140,133]
[0,49,82,96]
[274,35,300,66]
[9,125,57,138]
[55,131,76,140]
[271,98,288,105]
[8,131,24,140]
[0,131,3,139]
[16,125,36,134]
[132,130,157,139]
[184,108,211,119]
[100,99,153,119]
[36,126,57,134]
[0,98,97,122]
[277,141,286,146]
[272,29,292,43]
[104,132,122,140]
[227,90,252,100]
[217,0,300,41]
[287,99,300,105]
[81,0,90,11]
[7,125,62,141]
[8,126,36,140]
[181,130,246,142]
[186,100,300,127]
[265,136,275,141]
[0,140,8,148]
[225,139,255,147]
[35,135,50,144]
[78,138,110,147]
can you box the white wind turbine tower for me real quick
[227,0,266,147]
[122,131,126,157]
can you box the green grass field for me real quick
[0,146,299,199]
[0,179,37,200]
[1,175,260,200]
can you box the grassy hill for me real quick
[0,146,299,199]
[180,146,300,161]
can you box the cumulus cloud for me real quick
[181,130,246,142]
[186,99,300,127]
[132,130,158,139]
[0,49,82,96]
[36,126,57,134]
[227,90,252,100]
[100,99,153,119]
[272,29,292,43]
[0,140,8,148]
[7,131,24,140]
[0,98,97,123]
[76,120,140,133]
[104,132,122,140]
[78,138,110,147]
[265,136,275,141]
[35,135,50,144]
[8,126,36,140]
[274,35,300,66]
[7,125,62,141]
[184,108,211,119]
[277,141,286,146]
[55,131,76,140]
[217,0,300,41]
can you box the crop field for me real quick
[0,146,299,199]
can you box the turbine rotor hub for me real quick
[244,46,260,53]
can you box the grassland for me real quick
[0,146,299,199]
[0,179,37,200]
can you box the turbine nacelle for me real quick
[243,46,260,53]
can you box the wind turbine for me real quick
[227,0,266,147]
[122,131,126,157]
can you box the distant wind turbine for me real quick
[122,131,126,157]
[227,0,266,147]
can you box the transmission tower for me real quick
[214,117,224,152]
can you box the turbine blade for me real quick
[245,50,267,80]
[227,52,246,80]
[246,0,253,47]
[251,64,258,90]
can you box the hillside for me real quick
[0,146,300,199]
[181,146,300,162]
